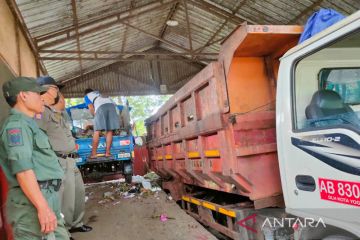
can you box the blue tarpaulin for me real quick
[299,8,345,44]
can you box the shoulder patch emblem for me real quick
[7,128,23,147]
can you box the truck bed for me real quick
[76,135,134,165]
[145,24,302,208]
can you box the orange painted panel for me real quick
[227,57,273,114]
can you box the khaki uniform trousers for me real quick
[6,187,69,240]
[58,157,85,229]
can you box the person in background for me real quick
[84,88,120,158]
[36,76,92,235]
[0,77,69,240]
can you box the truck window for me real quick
[294,30,360,131]
[320,68,360,104]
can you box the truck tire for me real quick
[125,174,132,184]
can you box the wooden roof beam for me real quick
[183,0,193,51]
[187,0,254,25]
[39,50,217,56]
[121,0,136,52]
[71,0,83,76]
[37,0,178,49]
[195,0,248,56]
[158,1,180,40]
[120,21,192,54]
[40,56,216,62]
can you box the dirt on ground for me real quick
[72,179,218,240]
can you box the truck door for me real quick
[277,14,360,237]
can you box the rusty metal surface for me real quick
[133,146,149,176]
[146,24,302,205]
[13,0,360,96]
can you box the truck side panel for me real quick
[146,24,302,207]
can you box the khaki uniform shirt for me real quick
[36,106,76,154]
[0,109,64,188]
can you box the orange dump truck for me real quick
[146,24,302,239]
[146,14,360,240]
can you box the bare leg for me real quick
[105,131,113,156]
[91,131,100,157]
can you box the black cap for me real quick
[36,76,64,89]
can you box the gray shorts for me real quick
[94,103,120,131]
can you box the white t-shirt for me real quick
[84,91,114,112]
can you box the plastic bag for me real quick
[299,8,345,44]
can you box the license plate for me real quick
[118,153,130,158]
[319,178,360,207]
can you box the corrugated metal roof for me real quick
[13,0,360,97]
[61,48,204,97]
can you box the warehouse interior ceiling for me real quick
[8,0,360,97]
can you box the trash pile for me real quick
[73,127,128,139]
[85,171,163,206]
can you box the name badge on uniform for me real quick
[7,128,23,146]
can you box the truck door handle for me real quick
[295,175,316,192]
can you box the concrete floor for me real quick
[72,181,218,240]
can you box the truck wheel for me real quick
[125,174,132,184]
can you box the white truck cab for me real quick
[277,10,360,239]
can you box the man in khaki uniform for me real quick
[0,77,69,240]
[36,76,92,234]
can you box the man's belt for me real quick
[38,179,62,192]
[55,152,79,159]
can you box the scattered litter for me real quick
[128,185,141,193]
[123,193,136,199]
[142,180,152,190]
[85,178,125,187]
[151,214,175,221]
[86,173,171,206]
[151,187,162,192]
[132,175,145,183]
[103,192,115,201]
[118,182,131,192]
[160,214,168,222]
[144,172,160,181]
